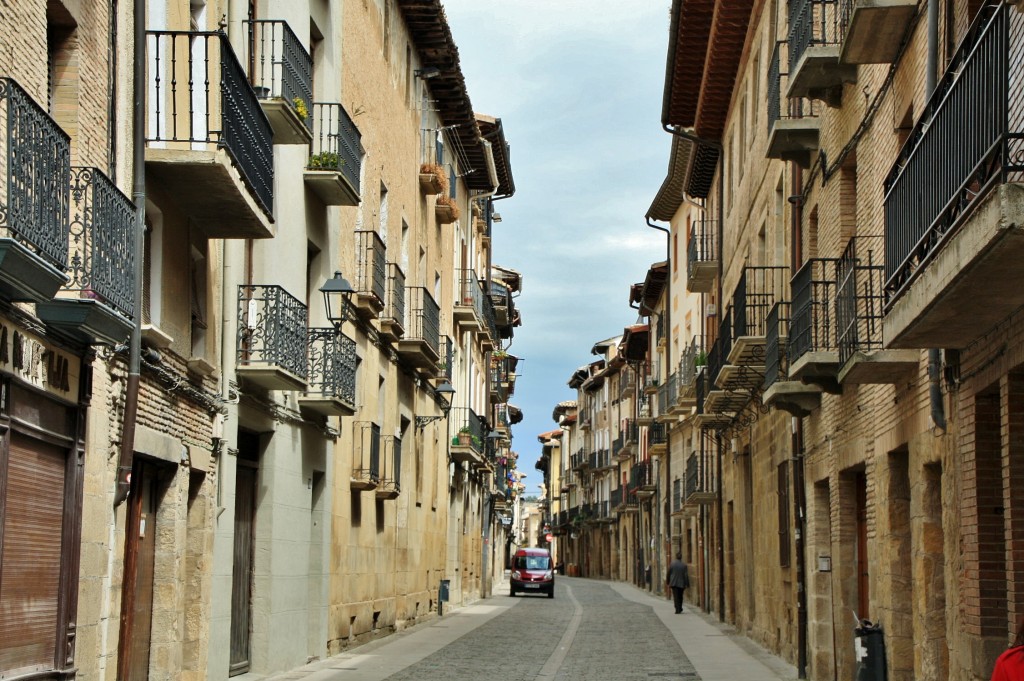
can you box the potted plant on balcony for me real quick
[695,350,707,367]
[292,97,309,121]
[435,194,459,224]
[308,151,341,170]
[419,163,447,194]
[457,426,472,446]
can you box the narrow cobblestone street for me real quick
[264,577,797,681]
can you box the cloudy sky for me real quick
[442,0,674,493]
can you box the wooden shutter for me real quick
[0,434,67,674]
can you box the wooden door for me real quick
[126,463,158,680]
[855,472,869,619]
[229,459,257,675]
[0,434,66,674]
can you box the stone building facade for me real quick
[543,1,1024,680]
[0,0,523,679]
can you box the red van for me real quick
[509,547,554,598]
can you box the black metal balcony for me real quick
[449,406,486,465]
[676,336,705,408]
[837,0,916,64]
[237,284,308,391]
[379,263,406,342]
[454,269,485,330]
[694,341,741,431]
[766,41,820,167]
[687,219,718,293]
[38,167,135,345]
[352,422,381,490]
[684,451,717,505]
[0,77,71,303]
[618,419,638,460]
[786,0,856,102]
[304,102,362,206]
[353,230,386,318]
[657,373,678,419]
[397,286,440,369]
[145,31,274,238]
[647,422,667,457]
[480,294,499,351]
[884,3,1024,350]
[762,301,822,416]
[788,258,842,391]
[731,265,790,362]
[836,236,918,383]
[437,335,454,381]
[376,436,402,500]
[298,329,356,416]
[246,19,313,144]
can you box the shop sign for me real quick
[0,319,79,399]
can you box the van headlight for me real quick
[544,571,553,580]
[511,570,521,580]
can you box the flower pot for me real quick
[457,432,472,446]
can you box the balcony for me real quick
[656,373,678,421]
[352,422,381,491]
[632,460,657,497]
[304,103,362,206]
[687,219,718,293]
[352,230,386,319]
[787,258,842,393]
[449,407,486,466]
[593,448,614,472]
[713,309,763,394]
[145,31,274,239]
[618,420,638,460]
[786,0,856,105]
[246,19,313,144]
[236,285,308,391]
[835,237,919,382]
[693,366,736,431]
[397,286,440,370]
[297,329,356,416]
[570,448,589,471]
[376,436,402,500]
[436,335,454,383]
[837,0,916,64]
[490,279,517,339]
[453,269,485,330]
[0,78,71,304]
[38,167,135,345]
[766,42,820,167]
[379,263,406,343]
[883,4,1024,350]
[684,452,717,506]
[762,302,822,416]
[728,265,790,367]
[648,422,668,458]
[675,337,705,410]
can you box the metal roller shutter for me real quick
[0,434,67,674]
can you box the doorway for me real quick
[229,432,260,676]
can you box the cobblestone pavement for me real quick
[375,578,694,681]
[262,576,794,681]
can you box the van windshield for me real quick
[516,555,550,570]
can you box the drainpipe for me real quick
[926,0,946,431]
[790,164,808,679]
[645,216,670,592]
[115,0,145,677]
[661,123,726,621]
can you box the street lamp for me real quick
[414,67,441,80]
[415,381,455,429]
[320,271,355,329]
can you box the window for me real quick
[777,461,790,567]
[190,243,208,360]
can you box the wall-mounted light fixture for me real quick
[491,212,502,223]
[320,271,356,329]
[414,67,441,80]
[415,381,455,429]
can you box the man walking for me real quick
[667,553,689,614]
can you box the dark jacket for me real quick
[667,559,689,589]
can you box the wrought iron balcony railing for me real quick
[449,406,487,453]
[246,19,313,131]
[657,373,677,416]
[732,266,790,339]
[146,30,274,215]
[789,258,839,363]
[883,2,1024,305]
[404,286,440,354]
[354,422,381,488]
[384,262,406,329]
[788,0,842,72]
[438,335,453,380]
[481,294,499,346]
[66,167,134,318]
[237,284,308,379]
[673,477,683,513]
[764,302,791,389]
[306,328,356,409]
[378,436,402,498]
[677,336,706,397]
[355,230,386,306]
[648,422,667,450]
[836,236,885,366]
[688,218,717,269]
[0,77,70,270]
[611,486,623,508]
[308,102,362,194]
